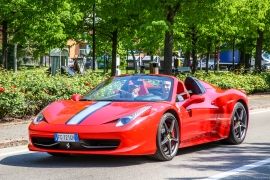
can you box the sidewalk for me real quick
[0,94,270,149]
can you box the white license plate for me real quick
[54,133,79,142]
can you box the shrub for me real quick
[176,70,270,94]
[0,68,109,119]
[1,68,270,119]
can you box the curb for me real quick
[0,139,28,149]
[0,121,31,127]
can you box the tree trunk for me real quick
[40,56,43,66]
[245,54,250,68]
[255,28,263,71]
[14,44,17,72]
[164,29,174,75]
[111,29,118,77]
[191,30,198,74]
[163,4,179,75]
[232,38,235,72]
[131,50,137,74]
[214,46,217,73]
[240,50,245,68]
[2,20,8,69]
[205,43,211,73]
[184,51,191,67]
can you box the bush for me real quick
[176,70,270,94]
[1,68,270,119]
[0,68,109,119]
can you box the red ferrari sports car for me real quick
[28,74,249,161]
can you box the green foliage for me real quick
[0,68,109,119]
[176,70,270,94]
[1,68,270,120]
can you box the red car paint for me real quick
[28,74,249,160]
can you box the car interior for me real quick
[176,81,190,100]
[120,80,149,96]
[118,76,206,101]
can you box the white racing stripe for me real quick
[66,101,112,125]
[0,149,29,157]
[202,157,270,180]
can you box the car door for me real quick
[179,97,218,146]
[179,77,218,146]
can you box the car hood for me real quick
[42,100,152,125]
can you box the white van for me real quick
[250,52,270,66]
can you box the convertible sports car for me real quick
[28,74,249,161]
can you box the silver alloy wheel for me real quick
[220,102,248,144]
[160,119,179,157]
[232,103,247,141]
[150,113,180,161]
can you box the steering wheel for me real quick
[152,91,164,97]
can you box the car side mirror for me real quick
[182,95,205,108]
[71,94,82,101]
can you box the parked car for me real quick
[98,62,104,69]
[68,59,74,68]
[46,66,76,77]
[198,59,215,70]
[262,63,270,71]
[85,58,92,69]
[28,74,249,161]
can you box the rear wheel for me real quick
[228,66,233,71]
[150,113,180,161]
[220,102,248,144]
[47,152,71,157]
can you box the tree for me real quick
[0,0,83,69]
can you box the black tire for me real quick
[209,65,214,70]
[220,102,248,144]
[149,113,180,161]
[47,152,71,157]
[228,66,233,71]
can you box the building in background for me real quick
[67,40,88,59]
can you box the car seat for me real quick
[177,81,190,99]
[138,81,149,96]
[184,76,203,95]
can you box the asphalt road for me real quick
[0,108,269,180]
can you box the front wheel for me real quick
[150,113,180,161]
[220,102,248,144]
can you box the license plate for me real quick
[54,133,79,142]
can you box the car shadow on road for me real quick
[0,141,269,169]
[0,151,156,168]
[167,142,270,179]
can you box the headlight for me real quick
[116,106,151,127]
[33,105,49,125]
[33,113,45,125]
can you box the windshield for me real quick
[81,75,174,102]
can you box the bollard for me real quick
[149,61,153,74]
[152,62,159,74]
[140,65,146,74]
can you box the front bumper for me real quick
[28,120,157,156]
